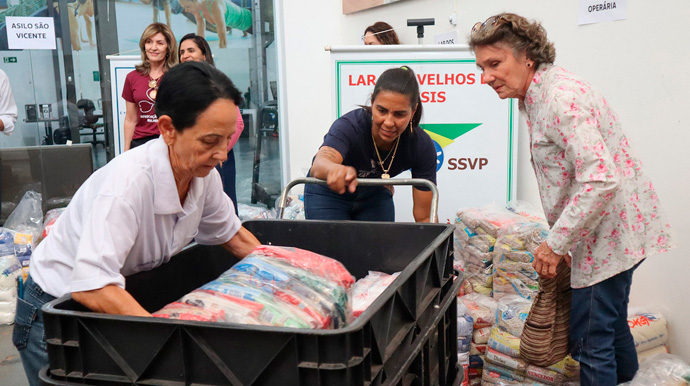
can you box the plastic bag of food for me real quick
[249,245,355,289]
[0,254,22,324]
[281,196,305,220]
[456,204,523,237]
[156,245,355,329]
[473,326,492,344]
[180,289,264,325]
[629,354,690,386]
[628,312,668,352]
[458,293,497,329]
[495,295,533,338]
[199,280,314,328]
[457,299,475,337]
[493,260,539,301]
[221,269,333,328]
[41,207,66,241]
[351,271,400,317]
[487,326,521,358]
[4,191,43,269]
[482,360,525,383]
[0,229,14,258]
[492,222,548,262]
[237,203,275,221]
[221,257,346,328]
[505,200,548,226]
[485,347,528,372]
[4,191,43,236]
[525,364,565,385]
[153,302,224,322]
[258,257,351,326]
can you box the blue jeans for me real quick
[304,183,394,221]
[13,275,56,386]
[216,149,238,215]
[570,261,642,386]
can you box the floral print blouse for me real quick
[521,64,675,288]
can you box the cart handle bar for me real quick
[278,177,439,223]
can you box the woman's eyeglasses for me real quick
[471,15,509,35]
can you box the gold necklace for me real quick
[372,133,400,179]
[148,75,161,100]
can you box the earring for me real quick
[409,120,413,132]
[527,62,532,67]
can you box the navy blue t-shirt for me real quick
[318,108,437,190]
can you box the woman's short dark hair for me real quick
[369,66,423,128]
[364,21,400,45]
[179,33,215,66]
[467,13,555,66]
[155,61,242,131]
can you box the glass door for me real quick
[0,1,97,224]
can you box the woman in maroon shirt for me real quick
[123,23,178,150]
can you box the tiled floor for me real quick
[0,324,27,386]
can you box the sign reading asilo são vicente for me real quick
[6,17,56,50]
[331,45,518,223]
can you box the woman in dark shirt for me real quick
[305,66,437,222]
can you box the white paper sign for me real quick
[578,0,627,25]
[331,46,518,223]
[6,17,56,50]
[434,31,459,45]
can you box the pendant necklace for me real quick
[372,133,400,179]
[148,74,161,100]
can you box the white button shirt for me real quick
[31,138,241,298]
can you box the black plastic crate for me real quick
[41,220,462,386]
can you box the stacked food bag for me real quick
[491,222,547,301]
[154,245,355,329]
[628,310,670,363]
[457,293,498,385]
[482,295,580,385]
[0,237,22,324]
[456,300,474,385]
[455,206,520,296]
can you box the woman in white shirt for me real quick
[13,61,260,386]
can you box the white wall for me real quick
[277,0,690,359]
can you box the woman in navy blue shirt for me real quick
[305,67,437,222]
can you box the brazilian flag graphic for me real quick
[419,124,482,171]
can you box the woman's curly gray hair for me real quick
[468,13,556,66]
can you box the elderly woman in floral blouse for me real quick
[468,12,674,386]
